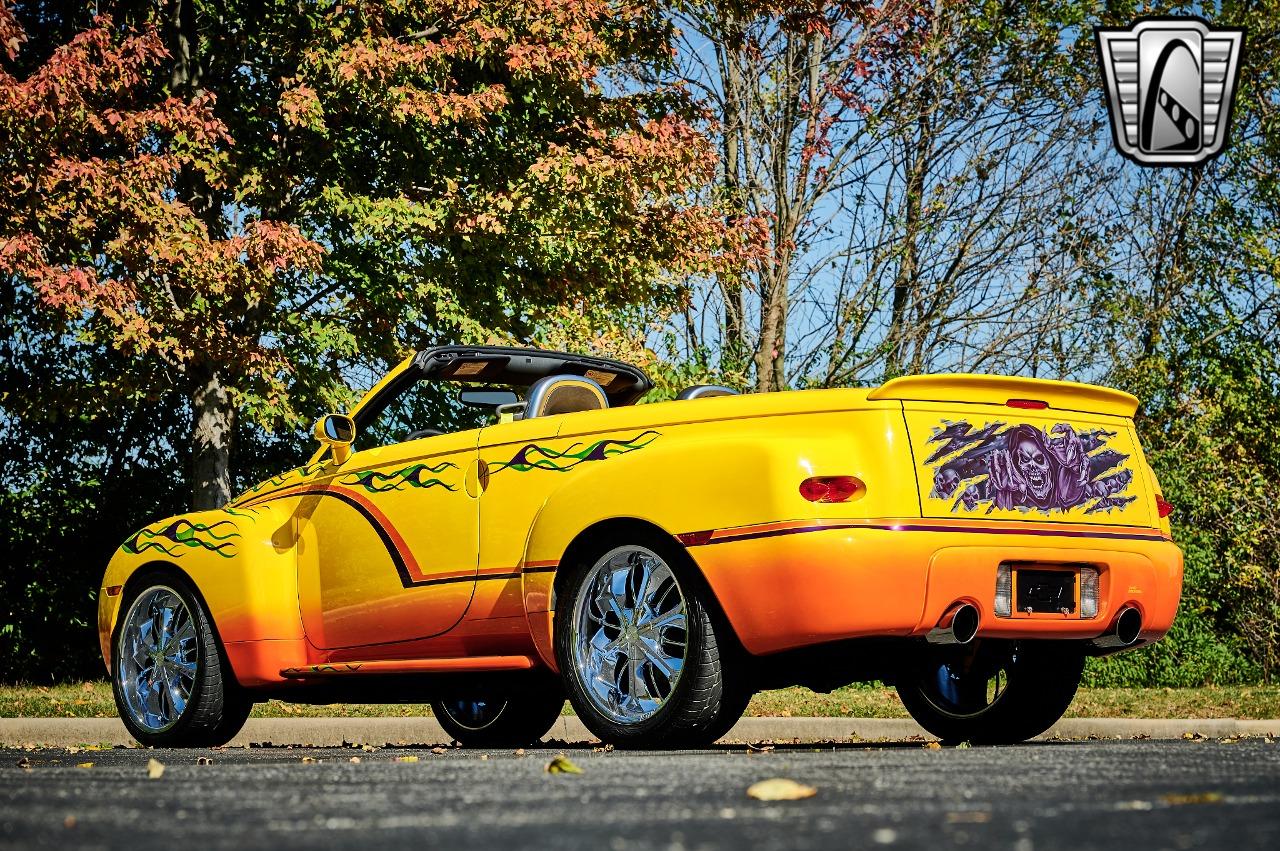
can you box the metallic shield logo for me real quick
[1095,17,1244,166]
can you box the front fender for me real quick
[98,504,303,674]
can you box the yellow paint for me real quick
[98,371,1181,688]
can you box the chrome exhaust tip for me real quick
[1089,606,1143,651]
[927,603,980,646]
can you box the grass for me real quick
[3,681,1279,720]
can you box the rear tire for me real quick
[431,678,565,747]
[895,640,1084,744]
[555,532,744,748]
[112,574,252,747]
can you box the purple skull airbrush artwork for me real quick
[926,419,1135,515]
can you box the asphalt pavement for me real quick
[3,738,1278,850]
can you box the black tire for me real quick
[554,531,742,749]
[111,574,252,747]
[431,678,565,747]
[895,640,1084,745]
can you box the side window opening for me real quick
[352,380,518,452]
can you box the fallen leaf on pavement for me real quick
[16,757,31,770]
[301,756,319,764]
[1161,792,1224,806]
[545,754,582,774]
[147,758,165,779]
[924,741,942,750]
[196,757,213,765]
[746,778,817,801]
[349,756,361,764]
[76,762,94,769]
[395,755,419,763]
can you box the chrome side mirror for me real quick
[314,413,356,465]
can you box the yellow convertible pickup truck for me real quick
[99,346,1182,748]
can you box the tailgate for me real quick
[870,375,1156,526]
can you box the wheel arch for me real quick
[524,515,744,672]
[108,561,230,672]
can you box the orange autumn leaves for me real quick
[1,0,765,436]
[0,11,320,393]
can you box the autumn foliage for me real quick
[1,0,759,509]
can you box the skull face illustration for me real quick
[933,465,962,498]
[1013,436,1052,501]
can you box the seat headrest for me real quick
[524,375,608,418]
[675,384,738,401]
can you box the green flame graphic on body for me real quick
[489,430,660,473]
[122,518,241,559]
[341,461,459,493]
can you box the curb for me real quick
[3,716,1278,748]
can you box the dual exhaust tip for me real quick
[1090,606,1143,651]
[926,603,980,645]
[926,603,1143,650]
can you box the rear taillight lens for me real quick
[799,476,864,503]
[1079,567,1099,619]
[1006,398,1048,409]
[994,565,1012,617]
[1155,495,1174,518]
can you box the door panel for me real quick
[476,418,565,578]
[297,430,480,649]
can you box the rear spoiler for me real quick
[866,374,1139,418]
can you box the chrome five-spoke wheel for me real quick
[571,545,689,725]
[117,586,198,732]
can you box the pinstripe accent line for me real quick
[242,483,529,589]
[678,518,1171,547]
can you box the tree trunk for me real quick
[717,11,748,376]
[191,365,235,510]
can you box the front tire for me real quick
[895,640,1084,744]
[112,575,251,747]
[555,534,743,748]
[431,678,565,747]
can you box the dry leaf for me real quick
[301,756,319,763]
[349,756,361,764]
[362,744,376,752]
[924,741,942,750]
[147,758,165,779]
[16,757,31,770]
[514,748,526,757]
[196,757,213,765]
[76,762,94,769]
[63,815,77,829]
[545,754,583,774]
[1161,792,1224,806]
[430,746,446,755]
[395,755,419,763]
[479,754,489,761]
[67,746,81,755]
[747,778,817,801]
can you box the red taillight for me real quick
[1006,398,1049,409]
[1156,495,1174,518]
[799,476,864,503]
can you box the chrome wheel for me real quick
[438,697,509,731]
[918,641,1015,719]
[116,586,199,732]
[571,545,688,725]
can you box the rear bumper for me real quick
[687,518,1183,656]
